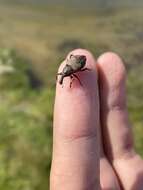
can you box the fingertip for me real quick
[98,52,125,68]
[97,52,127,109]
[97,52,126,87]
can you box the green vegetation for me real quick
[0,3,143,190]
[0,48,54,189]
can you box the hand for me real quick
[50,49,143,190]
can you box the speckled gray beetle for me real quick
[57,54,90,88]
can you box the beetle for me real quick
[57,54,90,88]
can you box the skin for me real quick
[50,49,143,190]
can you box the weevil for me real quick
[57,54,90,88]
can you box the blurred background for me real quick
[0,0,143,189]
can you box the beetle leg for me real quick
[70,75,74,88]
[61,77,64,88]
[73,74,83,86]
[80,68,91,72]
[56,72,62,80]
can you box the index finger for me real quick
[50,49,100,190]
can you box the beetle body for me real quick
[57,54,90,87]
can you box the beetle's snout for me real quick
[59,75,64,85]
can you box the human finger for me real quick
[97,52,143,189]
[50,49,100,190]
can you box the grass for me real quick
[0,3,143,190]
